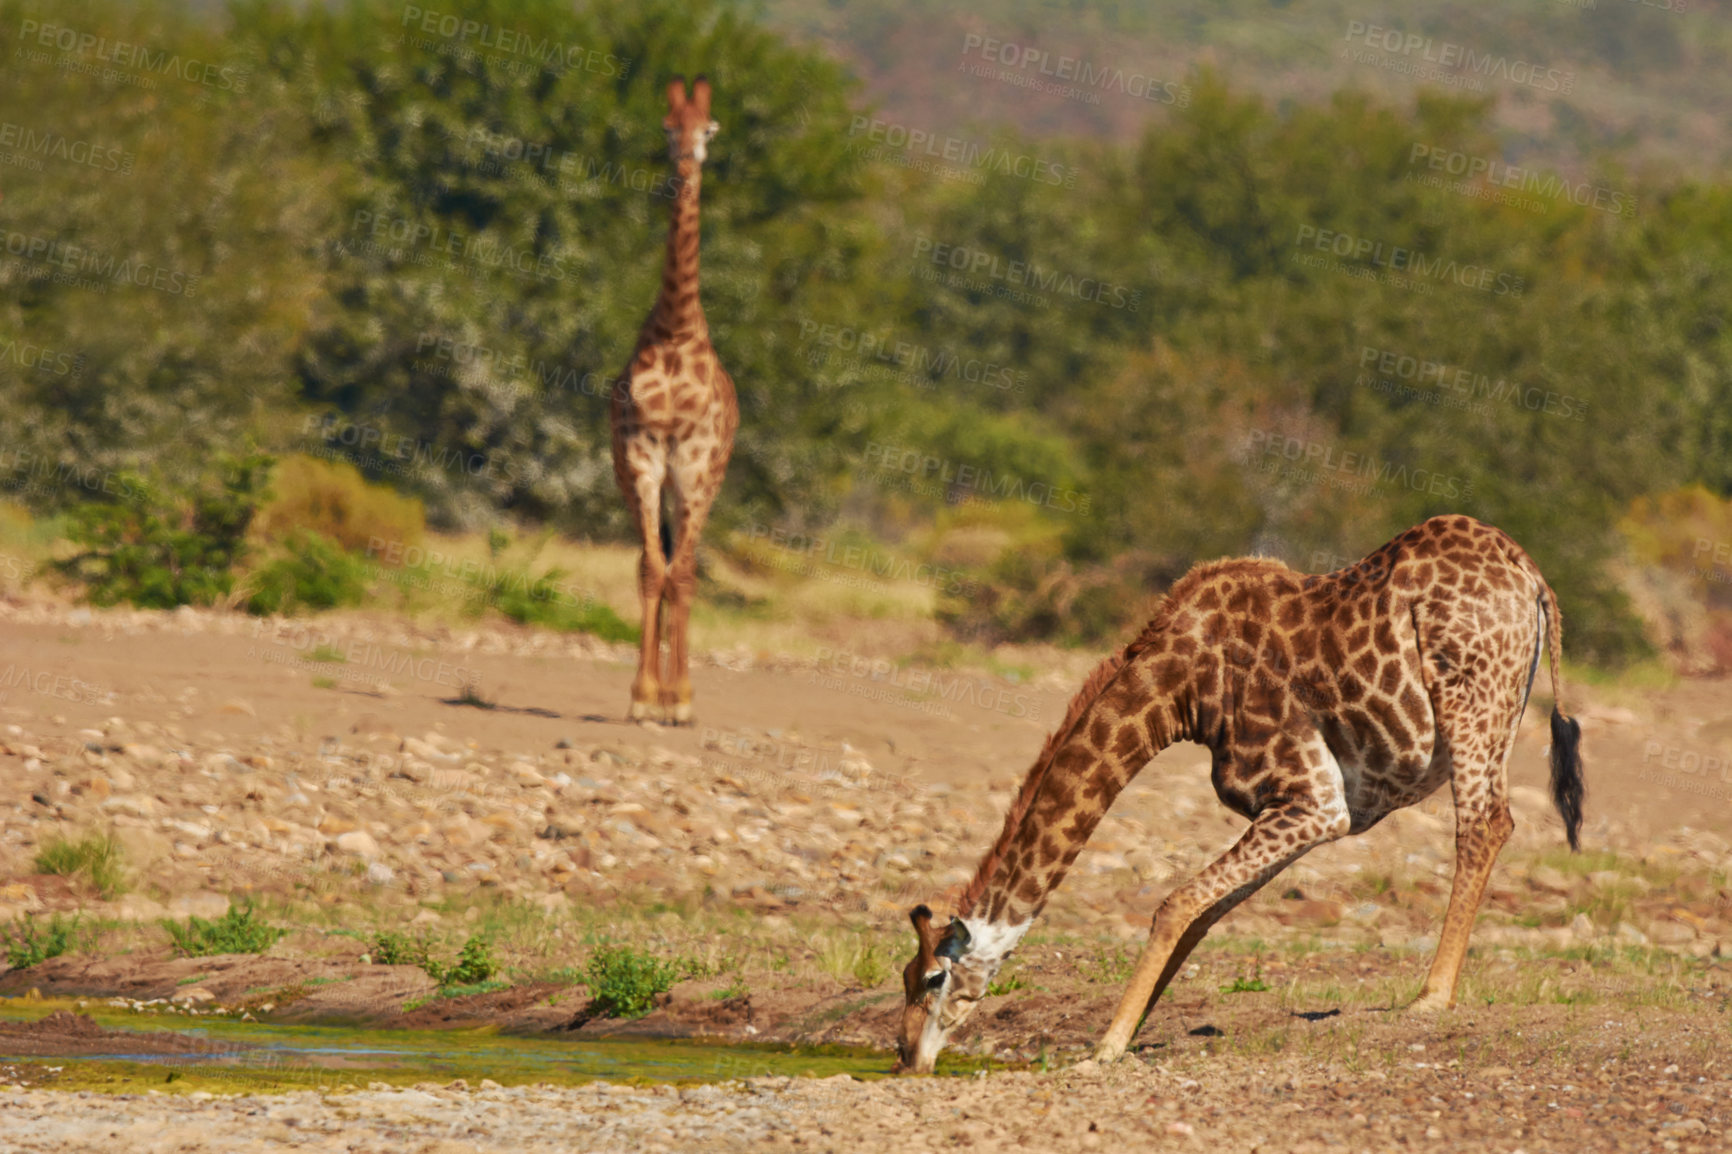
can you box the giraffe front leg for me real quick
[660,442,724,726]
[1097,799,1346,1062]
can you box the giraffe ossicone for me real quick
[610,74,739,726]
[895,515,1587,1073]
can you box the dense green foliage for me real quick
[163,902,283,957]
[5,0,1731,662]
[53,454,271,609]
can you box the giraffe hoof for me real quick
[1405,993,1452,1015]
[628,700,660,723]
[667,702,694,726]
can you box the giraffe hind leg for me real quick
[660,437,727,725]
[1407,600,1531,1011]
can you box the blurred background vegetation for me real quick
[1,0,1729,672]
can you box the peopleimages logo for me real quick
[846,116,1077,188]
[1357,346,1588,422]
[0,121,134,174]
[16,18,248,91]
[960,33,1190,106]
[1407,144,1636,219]
[911,235,1139,311]
[399,6,629,77]
[1293,225,1525,298]
[797,319,1029,394]
[1241,428,1474,499]
[865,442,1091,514]
[1341,21,1574,94]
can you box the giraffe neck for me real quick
[648,158,705,340]
[956,651,1186,964]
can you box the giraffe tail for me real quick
[1539,582,1584,851]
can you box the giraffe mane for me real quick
[953,619,1165,920]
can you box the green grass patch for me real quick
[162,902,282,957]
[1,913,81,968]
[815,931,891,989]
[1220,968,1271,994]
[464,556,637,643]
[33,832,126,899]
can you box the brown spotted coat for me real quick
[896,515,1584,1071]
[611,77,739,725]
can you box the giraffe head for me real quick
[894,905,990,1074]
[664,75,719,166]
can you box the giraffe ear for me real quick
[909,904,940,970]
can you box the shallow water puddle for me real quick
[0,999,906,1092]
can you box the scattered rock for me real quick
[336,831,382,859]
[1526,865,1574,894]
[168,892,230,920]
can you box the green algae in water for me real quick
[0,999,1003,1094]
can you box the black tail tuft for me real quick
[1548,706,1585,851]
[659,514,674,562]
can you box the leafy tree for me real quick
[55,453,272,609]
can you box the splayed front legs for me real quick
[1096,799,1347,1062]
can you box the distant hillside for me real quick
[742,0,1732,178]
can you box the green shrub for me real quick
[468,564,638,643]
[33,832,126,900]
[1,913,80,969]
[55,453,272,609]
[244,530,372,615]
[582,944,685,1018]
[370,931,433,969]
[163,901,282,957]
[433,934,498,986]
[375,931,497,989]
[251,455,425,555]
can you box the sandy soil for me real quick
[2,592,1732,1150]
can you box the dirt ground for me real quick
[3,592,1732,1150]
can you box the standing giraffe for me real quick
[896,515,1585,1073]
[611,75,739,725]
